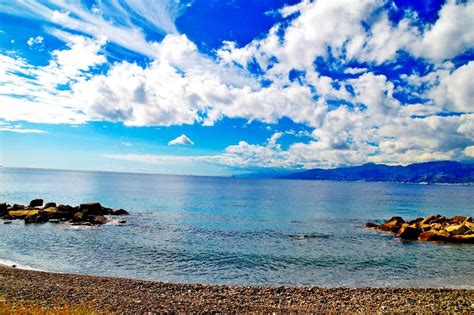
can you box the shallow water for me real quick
[0,167,473,287]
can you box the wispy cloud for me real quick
[1,0,192,57]
[0,122,45,134]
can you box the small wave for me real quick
[289,233,330,240]
[0,258,45,272]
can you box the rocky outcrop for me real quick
[366,215,473,243]
[0,199,129,226]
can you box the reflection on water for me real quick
[0,167,473,287]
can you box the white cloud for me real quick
[464,146,474,158]
[0,122,45,134]
[429,61,474,113]
[411,0,474,61]
[1,0,191,58]
[27,35,44,47]
[168,134,194,146]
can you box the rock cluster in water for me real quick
[0,199,128,225]
[365,215,474,243]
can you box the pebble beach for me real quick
[1,264,473,313]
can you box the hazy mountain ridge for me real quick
[281,161,474,183]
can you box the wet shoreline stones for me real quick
[366,215,474,243]
[0,199,129,225]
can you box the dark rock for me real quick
[29,199,43,207]
[3,221,12,224]
[396,223,421,240]
[80,202,103,215]
[364,222,378,228]
[57,204,74,213]
[450,215,468,224]
[12,204,25,210]
[24,214,37,224]
[44,202,57,208]
[448,234,474,243]
[0,202,7,215]
[89,215,107,225]
[102,207,114,215]
[72,212,86,222]
[384,216,405,225]
[407,218,424,226]
[118,220,127,224]
[112,209,129,216]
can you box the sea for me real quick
[0,167,473,288]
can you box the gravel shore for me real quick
[0,265,473,313]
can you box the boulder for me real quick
[29,199,43,207]
[445,224,468,235]
[102,207,114,215]
[396,223,420,240]
[24,214,37,224]
[8,210,39,219]
[378,218,404,233]
[44,202,57,208]
[57,204,74,213]
[430,223,443,230]
[418,230,449,242]
[420,214,442,226]
[464,221,474,232]
[430,216,447,224]
[89,215,107,225]
[0,202,7,215]
[72,212,86,222]
[79,202,103,215]
[420,224,432,232]
[365,222,379,228]
[118,220,127,224]
[112,209,129,216]
[407,218,424,226]
[12,204,25,210]
[448,234,474,244]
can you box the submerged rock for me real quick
[89,215,107,225]
[112,209,129,216]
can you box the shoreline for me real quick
[1,265,473,313]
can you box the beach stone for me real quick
[418,231,448,242]
[89,215,107,225]
[29,199,43,207]
[44,202,57,208]
[445,224,468,235]
[79,202,103,215]
[112,209,129,216]
[396,223,420,240]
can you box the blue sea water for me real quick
[0,167,473,288]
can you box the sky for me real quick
[0,0,473,176]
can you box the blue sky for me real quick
[0,0,473,176]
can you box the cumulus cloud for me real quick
[168,134,194,146]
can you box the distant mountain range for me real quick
[280,161,474,184]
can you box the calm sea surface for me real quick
[0,167,473,288]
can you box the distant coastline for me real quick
[272,161,474,184]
